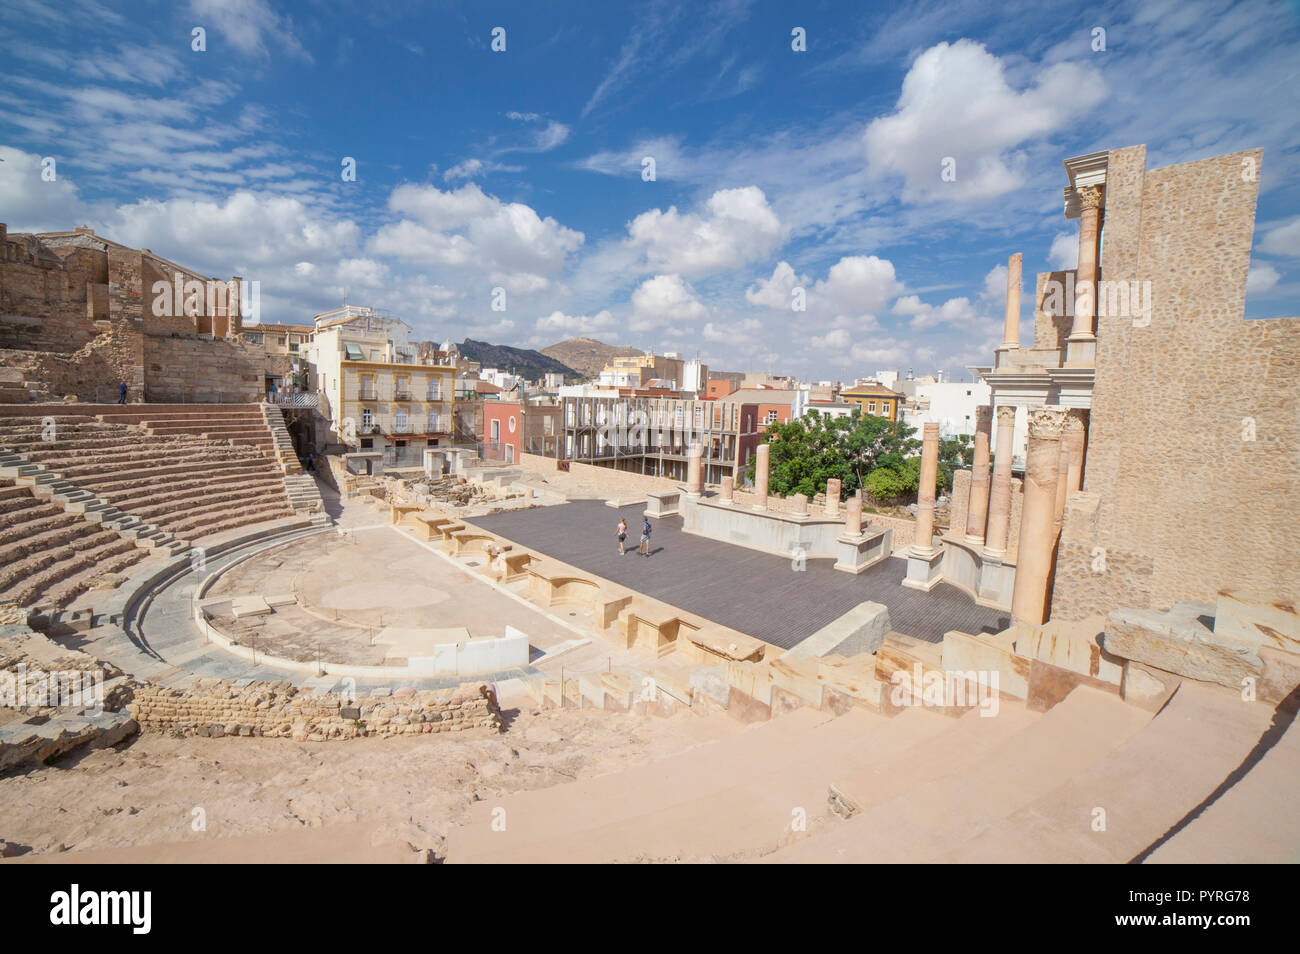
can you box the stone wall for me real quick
[143,335,263,403]
[1053,145,1300,618]
[128,679,502,741]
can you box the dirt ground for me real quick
[0,703,741,863]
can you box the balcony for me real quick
[393,388,412,402]
[357,386,378,401]
[426,390,443,402]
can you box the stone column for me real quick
[720,475,734,504]
[1063,409,1087,494]
[1053,439,1070,532]
[913,422,940,554]
[903,423,944,591]
[1066,186,1103,367]
[994,253,1021,368]
[983,406,1017,559]
[1010,406,1069,625]
[824,478,841,516]
[752,443,769,511]
[964,405,992,546]
[791,493,809,517]
[685,441,703,496]
[844,497,863,536]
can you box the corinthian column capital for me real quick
[1027,405,1071,440]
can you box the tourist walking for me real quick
[616,517,628,555]
[639,517,652,557]
[117,381,127,404]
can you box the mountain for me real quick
[455,339,578,381]
[541,337,644,380]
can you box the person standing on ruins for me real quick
[616,517,628,555]
[639,517,653,557]
[117,381,127,404]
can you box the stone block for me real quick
[1258,646,1300,708]
[1103,605,1262,691]
[1213,591,1300,654]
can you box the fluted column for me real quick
[1066,186,1103,367]
[1053,439,1070,532]
[964,405,992,546]
[1011,406,1069,625]
[752,443,769,510]
[983,405,1017,559]
[912,422,940,556]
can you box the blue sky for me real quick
[1,0,1297,381]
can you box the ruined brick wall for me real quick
[1053,146,1300,618]
[128,680,502,741]
[0,239,104,353]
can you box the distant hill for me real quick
[541,337,644,380]
[456,339,578,381]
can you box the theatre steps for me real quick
[934,680,1296,863]
[445,705,958,863]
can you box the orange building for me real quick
[839,382,903,420]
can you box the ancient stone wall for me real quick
[143,335,264,403]
[128,679,502,741]
[1053,145,1300,618]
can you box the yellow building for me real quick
[839,382,903,421]
[305,306,456,467]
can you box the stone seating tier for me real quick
[0,477,147,609]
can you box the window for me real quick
[491,419,500,441]
[766,410,778,424]
[361,407,374,428]
[867,402,876,413]
[345,343,364,361]
[395,407,408,432]
[508,416,517,434]
[428,410,440,432]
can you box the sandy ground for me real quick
[0,703,742,863]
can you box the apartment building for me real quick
[483,398,562,462]
[561,392,759,485]
[839,381,904,420]
[596,352,685,390]
[241,322,315,397]
[304,305,456,467]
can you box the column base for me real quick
[1065,333,1096,368]
[963,533,986,547]
[833,528,891,574]
[902,546,945,591]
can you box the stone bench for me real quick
[389,502,423,525]
[450,530,497,556]
[493,550,532,583]
[617,602,700,656]
[412,514,455,541]
[645,490,681,518]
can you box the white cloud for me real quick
[1259,218,1300,258]
[188,0,311,61]
[746,261,811,309]
[372,182,584,276]
[813,255,903,317]
[981,263,1007,302]
[863,39,1106,202]
[626,186,783,276]
[536,309,617,335]
[809,328,851,350]
[1245,262,1281,295]
[630,274,707,330]
[892,294,977,331]
[1047,231,1077,270]
[444,159,484,182]
[702,318,760,342]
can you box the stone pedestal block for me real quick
[902,545,945,592]
[834,527,891,575]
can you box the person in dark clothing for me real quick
[639,518,652,557]
[117,381,127,404]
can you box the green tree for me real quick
[746,410,920,499]
[936,433,974,493]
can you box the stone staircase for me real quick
[261,403,328,522]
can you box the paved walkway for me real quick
[466,501,1009,649]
